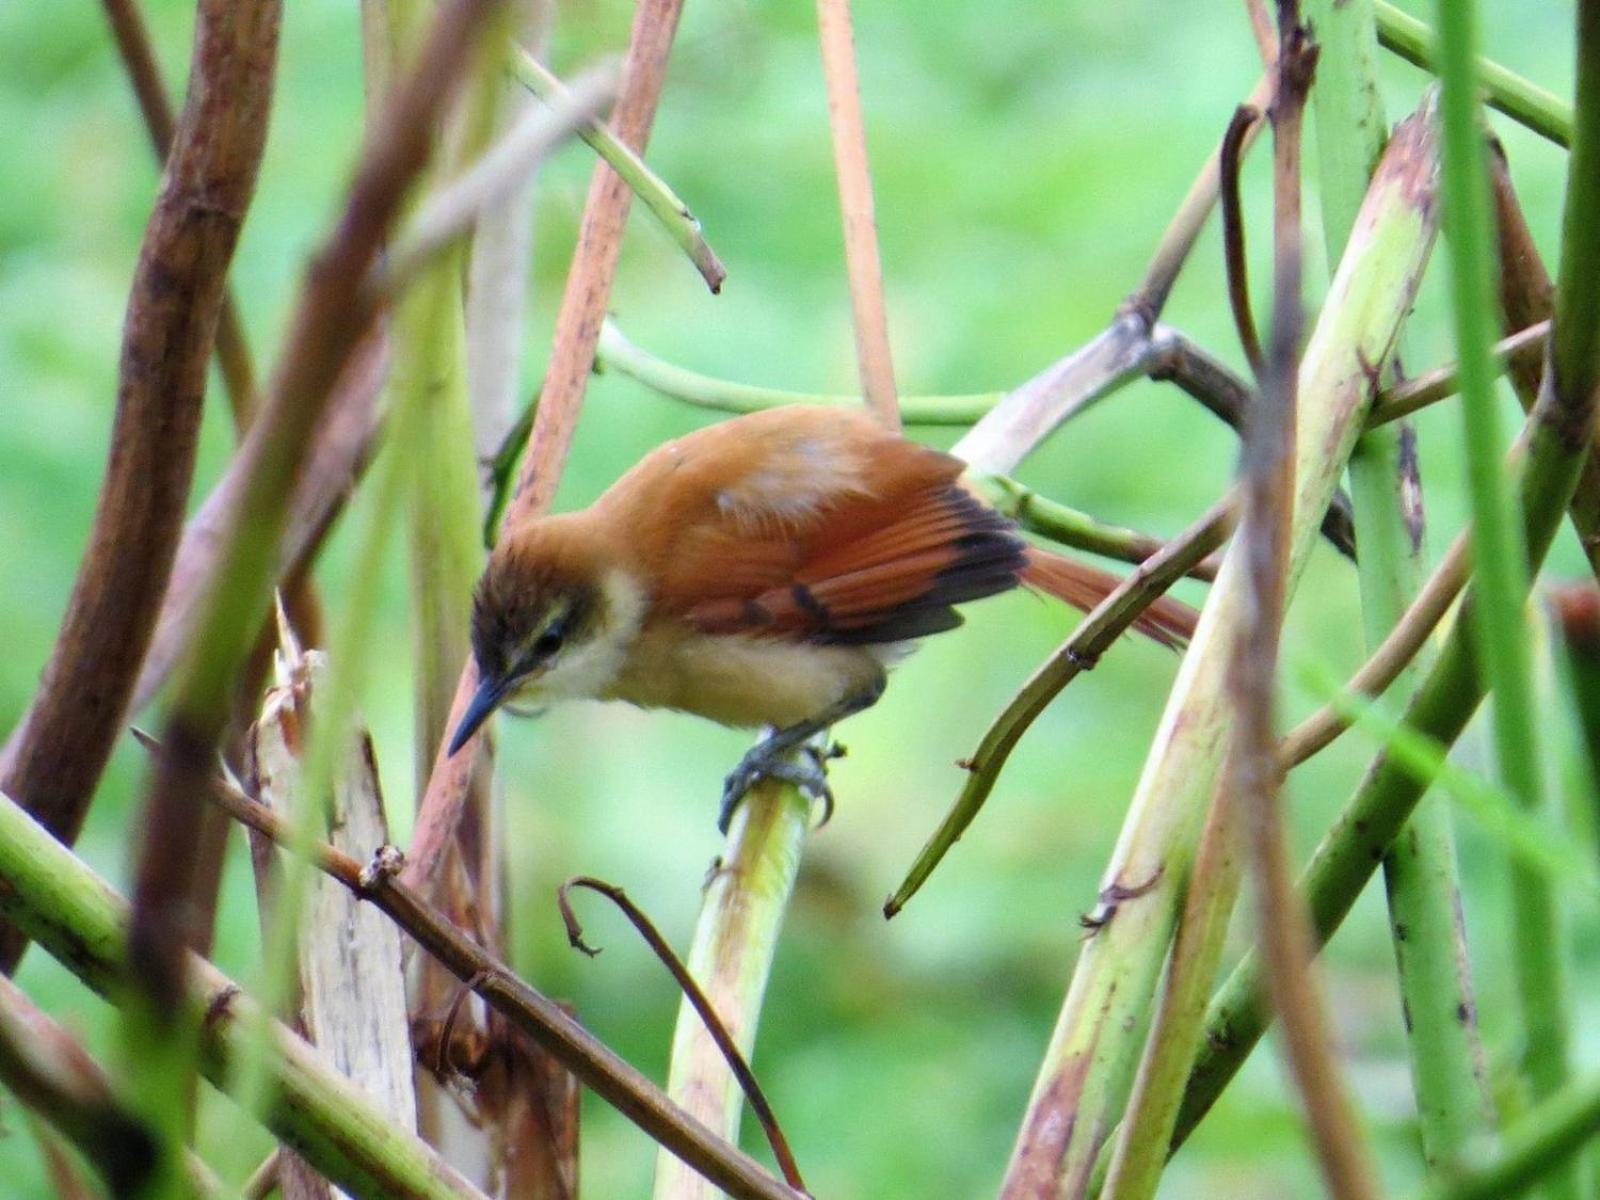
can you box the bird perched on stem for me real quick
[449,405,1196,830]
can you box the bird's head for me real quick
[448,518,644,755]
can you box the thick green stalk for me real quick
[1177,0,1600,1144]
[652,781,811,1199]
[996,101,1441,1199]
[0,788,488,1200]
[1436,5,1573,1194]
[1315,0,1491,1168]
[0,973,227,1199]
[1375,0,1573,148]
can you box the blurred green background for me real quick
[0,1,1590,1195]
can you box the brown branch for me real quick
[1368,317,1550,427]
[98,0,258,428]
[95,0,323,974]
[1221,104,1266,375]
[960,74,1274,476]
[1280,530,1471,767]
[557,877,806,1192]
[0,0,281,970]
[1150,329,1359,560]
[129,338,385,714]
[406,0,689,894]
[816,0,900,430]
[129,0,501,1014]
[885,494,1235,917]
[1236,15,1378,1197]
[149,736,801,1200]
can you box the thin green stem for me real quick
[1436,5,1573,1194]
[0,788,489,1200]
[974,474,1219,579]
[1415,1072,1600,1200]
[596,320,1000,424]
[510,49,725,291]
[1315,0,1490,1169]
[230,390,414,1163]
[1376,0,1573,148]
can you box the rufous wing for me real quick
[631,404,1198,648]
[681,481,1028,644]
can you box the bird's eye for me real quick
[532,630,563,659]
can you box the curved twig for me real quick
[558,877,806,1193]
[1221,104,1266,374]
[886,495,1235,917]
[510,48,726,292]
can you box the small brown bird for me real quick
[450,405,1196,829]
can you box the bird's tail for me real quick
[1020,548,1200,648]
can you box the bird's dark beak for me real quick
[448,673,508,756]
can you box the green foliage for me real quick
[0,0,1591,1195]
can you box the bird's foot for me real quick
[718,739,841,834]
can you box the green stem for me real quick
[1315,0,1491,1169]
[396,239,484,788]
[994,97,1441,1198]
[1375,0,1574,148]
[0,975,225,1199]
[596,320,1000,424]
[510,51,725,291]
[1176,0,1600,1145]
[1415,1071,1600,1200]
[653,782,812,1200]
[1435,4,1573,1194]
[0,788,488,1200]
[974,474,1218,579]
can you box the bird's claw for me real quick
[718,740,839,834]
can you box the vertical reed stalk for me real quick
[1434,4,1576,1195]
[999,99,1440,1198]
[1312,0,1491,1168]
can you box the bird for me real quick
[448,405,1197,831]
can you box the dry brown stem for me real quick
[1236,16,1378,1198]
[130,0,501,1011]
[816,0,900,429]
[0,0,282,969]
[98,0,259,427]
[161,740,801,1200]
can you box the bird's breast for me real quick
[603,624,887,730]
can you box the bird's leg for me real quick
[718,678,886,834]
